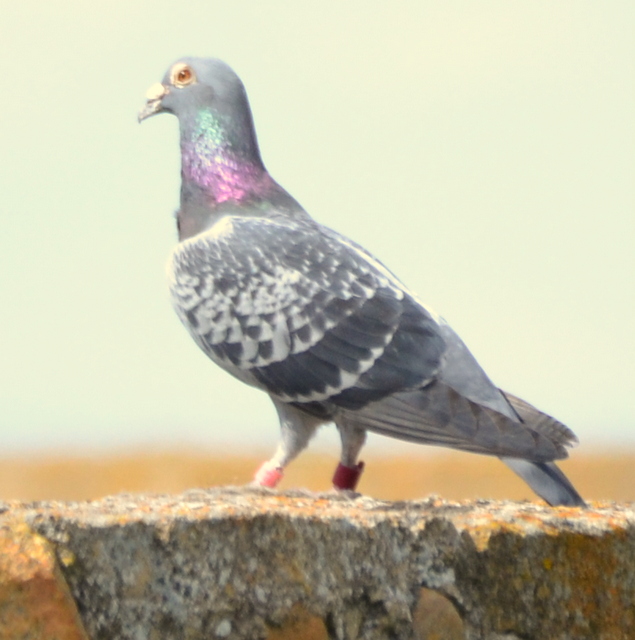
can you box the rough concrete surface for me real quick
[0,488,633,639]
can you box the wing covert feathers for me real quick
[169,217,444,405]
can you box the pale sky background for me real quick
[0,2,633,458]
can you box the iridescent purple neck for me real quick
[180,109,274,204]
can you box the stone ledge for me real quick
[0,489,633,639]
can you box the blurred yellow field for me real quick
[1,450,632,504]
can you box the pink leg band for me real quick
[254,463,284,488]
[332,461,365,491]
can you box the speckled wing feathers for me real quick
[169,217,445,406]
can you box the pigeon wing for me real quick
[169,216,445,406]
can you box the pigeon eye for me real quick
[171,64,196,88]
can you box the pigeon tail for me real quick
[501,458,586,506]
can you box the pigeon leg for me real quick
[333,424,366,491]
[252,401,323,488]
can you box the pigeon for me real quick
[139,57,585,506]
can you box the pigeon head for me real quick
[139,58,250,127]
[139,57,272,206]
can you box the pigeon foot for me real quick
[253,462,284,488]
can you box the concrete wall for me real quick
[1,488,633,639]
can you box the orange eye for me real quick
[171,63,196,88]
[177,68,191,83]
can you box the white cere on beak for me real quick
[145,83,168,101]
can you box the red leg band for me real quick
[332,461,365,491]
[254,463,284,488]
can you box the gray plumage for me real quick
[140,57,584,506]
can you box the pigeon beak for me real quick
[138,83,170,122]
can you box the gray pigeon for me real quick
[139,57,584,506]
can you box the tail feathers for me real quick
[501,458,586,507]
